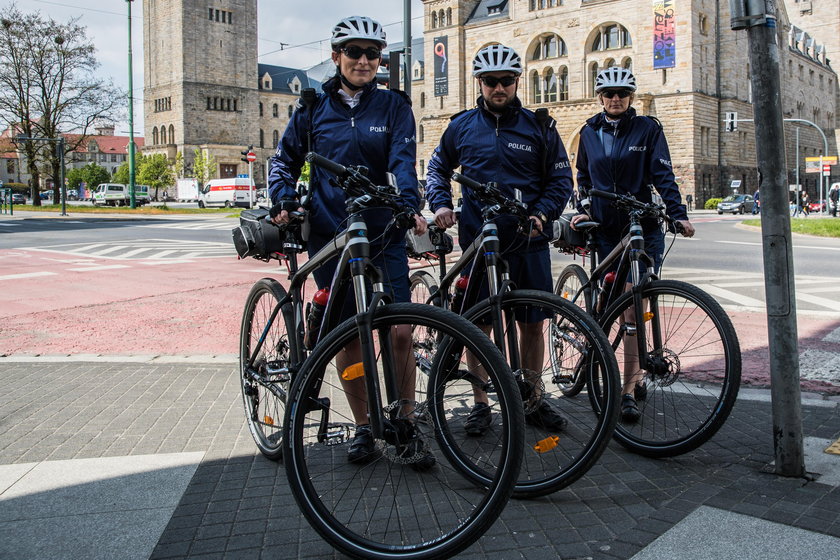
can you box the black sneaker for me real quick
[347,425,379,464]
[634,381,648,401]
[621,393,641,423]
[524,401,568,432]
[464,402,492,436]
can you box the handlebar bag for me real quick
[551,213,587,250]
[232,208,285,260]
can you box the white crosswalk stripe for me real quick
[138,220,235,231]
[23,238,231,260]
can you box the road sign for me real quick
[246,151,256,163]
[730,180,742,190]
[805,156,838,173]
[824,165,832,176]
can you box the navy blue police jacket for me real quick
[268,77,420,242]
[425,96,573,248]
[576,107,687,234]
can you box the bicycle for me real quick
[554,189,741,458]
[235,152,525,559]
[407,172,620,498]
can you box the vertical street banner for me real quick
[653,0,676,69]
[434,36,448,97]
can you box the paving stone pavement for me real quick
[0,361,838,559]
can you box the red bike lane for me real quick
[1,247,838,394]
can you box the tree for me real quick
[172,151,185,179]
[192,148,217,184]
[78,162,109,192]
[137,153,173,201]
[0,3,123,205]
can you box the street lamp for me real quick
[785,118,829,215]
[126,0,136,209]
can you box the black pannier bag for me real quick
[551,213,587,251]
[232,208,284,261]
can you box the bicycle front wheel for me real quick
[602,280,741,457]
[283,303,524,560]
[462,290,620,498]
[239,278,297,460]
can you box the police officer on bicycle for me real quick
[425,44,573,436]
[570,66,695,423]
[268,16,430,467]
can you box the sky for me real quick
[1,0,424,136]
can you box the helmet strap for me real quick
[339,72,364,91]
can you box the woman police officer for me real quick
[570,66,695,423]
[267,16,430,467]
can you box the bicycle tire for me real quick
[601,279,741,457]
[458,290,620,498]
[409,270,440,306]
[554,264,593,397]
[283,302,524,559]
[239,278,297,461]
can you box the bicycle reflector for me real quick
[533,435,560,453]
[341,362,365,381]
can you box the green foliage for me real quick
[192,149,217,184]
[705,198,722,210]
[172,151,185,179]
[68,162,111,190]
[743,218,840,238]
[299,161,311,184]
[137,153,174,197]
[112,161,129,184]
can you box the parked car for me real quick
[39,191,51,201]
[10,193,26,204]
[717,194,755,214]
[807,200,826,213]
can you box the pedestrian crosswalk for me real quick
[139,220,235,231]
[25,238,232,261]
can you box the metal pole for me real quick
[127,0,136,209]
[743,1,805,477]
[403,0,411,96]
[795,127,800,213]
[249,160,254,209]
[784,119,829,215]
[59,137,66,216]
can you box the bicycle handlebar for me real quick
[451,172,530,220]
[306,151,348,178]
[588,189,685,234]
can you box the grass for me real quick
[12,203,243,217]
[741,217,840,238]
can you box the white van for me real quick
[92,183,127,206]
[198,178,255,208]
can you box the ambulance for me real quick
[198,178,255,208]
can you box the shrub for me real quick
[705,197,722,210]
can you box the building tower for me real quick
[143,0,259,179]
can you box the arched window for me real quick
[259,102,263,116]
[431,12,437,28]
[591,24,632,52]
[531,34,566,61]
[272,104,278,117]
[160,126,167,144]
[447,8,452,25]
[260,129,265,148]
[531,70,542,104]
[273,130,279,146]
[288,105,293,117]
[559,66,569,101]
[588,62,599,97]
[418,124,424,143]
[622,57,633,70]
[439,10,445,26]
[544,68,557,103]
[604,58,615,70]
[420,92,426,108]
[169,125,174,144]
[152,127,159,145]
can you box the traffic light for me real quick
[240,145,254,163]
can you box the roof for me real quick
[63,133,145,154]
[257,64,320,94]
[467,0,509,25]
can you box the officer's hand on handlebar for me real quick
[675,219,695,238]
[269,203,304,226]
[527,215,544,237]
[434,207,457,229]
[412,214,428,236]
[570,213,591,230]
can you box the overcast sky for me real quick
[1,0,423,136]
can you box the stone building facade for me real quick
[416,0,838,204]
[142,0,300,186]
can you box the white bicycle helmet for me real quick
[472,44,523,76]
[331,16,387,48]
[595,67,637,92]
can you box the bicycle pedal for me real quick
[320,424,351,446]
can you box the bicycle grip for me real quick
[589,189,618,201]
[306,152,347,177]
[451,172,483,192]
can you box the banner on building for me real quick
[653,0,676,69]
[434,36,448,97]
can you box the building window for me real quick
[559,66,569,101]
[152,127,159,145]
[259,102,263,116]
[209,8,213,20]
[699,14,709,35]
[531,34,566,60]
[288,105,293,117]
[591,24,632,52]
[169,124,174,143]
[273,130,279,146]
[272,104,278,117]
[260,129,265,148]
[161,126,167,144]
[207,97,212,110]
[431,11,437,28]
[418,124,424,143]
[701,126,710,157]
[111,154,117,162]
[544,68,557,102]
[531,70,542,104]
[588,62,599,97]
[7,160,15,174]
[420,92,425,108]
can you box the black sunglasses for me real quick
[601,89,632,99]
[340,45,382,60]
[480,75,517,88]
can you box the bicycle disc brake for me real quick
[647,348,681,387]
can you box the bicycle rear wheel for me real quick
[283,303,524,560]
[601,280,741,457]
[461,290,620,498]
[239,278,297,460]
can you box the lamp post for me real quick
[784,118,829,215]
[126,0,136,209]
